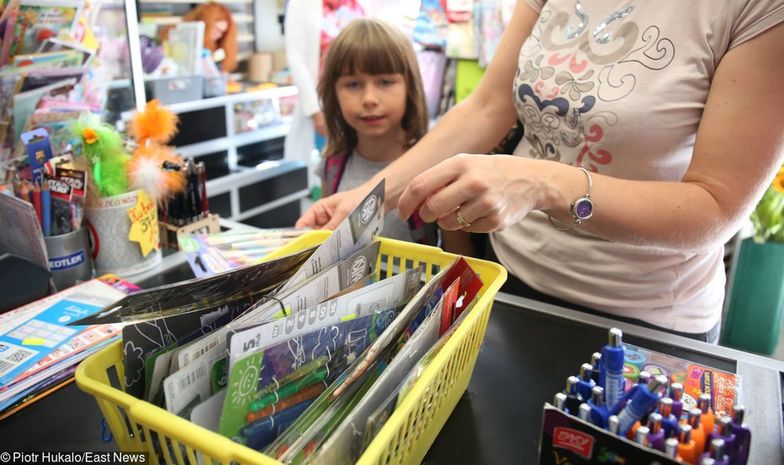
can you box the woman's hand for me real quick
[296,188,366,230]
[398,154,548,232]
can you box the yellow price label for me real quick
[127,191,160,257]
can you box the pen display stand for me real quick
[86,189,162,276]
[539,405,679,464]
[43,227,92,292]
[158,213,220,250]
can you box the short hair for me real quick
[318,19,429,157]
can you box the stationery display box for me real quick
[75,231,507,465]
[539,405,679,464]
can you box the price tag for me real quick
[127,191,159,257]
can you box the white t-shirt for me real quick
[491,0,784,333]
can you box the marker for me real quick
[577,363,596,400]
[677,424,698,465]
[658,397,679,438]
[700,459,716,465]
[616,374,667,435]
[588,386,609,428]
[602,328,625,409]
[647,412,666,451]
[697,393,716,435]
[634,425,650,447]
[688,408,706,455]
[669,382,684,420]
[591,352,602,384]
[564,376,582,414]
[730,405,751,465]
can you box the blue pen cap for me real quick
[638,370,651,385]
[602,328,625,368]
[669,382,684,401]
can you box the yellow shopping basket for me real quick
[76,231,506,465]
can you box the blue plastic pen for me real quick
[577,363,596,401]
[591,352,602,385]
[588,386,609,428]
[602,328,625,410]
[41,184,51,236]
[657,397,679,438]
[240,399,314,450]
[616,375,667,435]
[610,370,651,415]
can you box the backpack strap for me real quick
[323,153,349,196]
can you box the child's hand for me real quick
[296,189,363,230]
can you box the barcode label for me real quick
[0,343,39,378]
[178,364,207,391]
[0,360,14,377]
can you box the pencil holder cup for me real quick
[86,189,162,277]
[44,227,93,292]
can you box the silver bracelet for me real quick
[547,167,595,231]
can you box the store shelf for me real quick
[140,0,253,4]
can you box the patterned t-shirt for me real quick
[491,0,784,333]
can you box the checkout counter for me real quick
[1,244,782,464]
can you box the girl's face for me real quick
[335,72,407,141]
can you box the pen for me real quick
[634,425,650,447]
[730,405,751,465]
[245,381,326,424]
[564,376,582,414]
[647,412,666,451]
[688,407,706,455]
[588,386,609,428]
[255,356,329,399]
[677,424,698,465]
[601,328,625,410]
[41,182,51,236]
[616,374,667,435]
[577,363,596,401]
[669,382,684,420]
[697,393,715,436]
[249,366,328,412]
[590,352,602,384]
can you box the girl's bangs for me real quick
[336,37,408,77]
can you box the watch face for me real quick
[573,197,594,220]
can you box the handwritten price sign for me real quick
[127,191,159,257]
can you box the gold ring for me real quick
[455,206,471,229]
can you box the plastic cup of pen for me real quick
[44,227,92,292]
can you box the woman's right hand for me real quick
[296,188,365,230]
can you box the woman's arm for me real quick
[296,1,540,229]
[400,23,784,251]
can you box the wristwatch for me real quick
[548,167,594,231]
